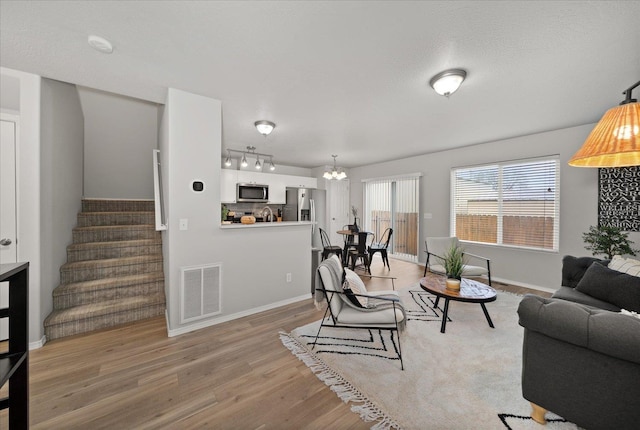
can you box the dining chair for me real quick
[349,231,374,274]
[320,228,343,261]
[368,228,393,270]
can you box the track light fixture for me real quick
[225,146,276,171]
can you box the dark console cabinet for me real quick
[0,262,29,429]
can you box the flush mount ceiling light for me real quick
[225,146,275,171]
[569,80,640,167]
[323,155,347,180]
[88,35,113,54]
[255,120,276,136]
[429,68,467,97]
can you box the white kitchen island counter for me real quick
[219,221,313,229]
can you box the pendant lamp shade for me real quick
[569,81,640,167]
[569,102,640,167]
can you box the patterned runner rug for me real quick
[281,285,581,430]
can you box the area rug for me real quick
[280,285,581,430]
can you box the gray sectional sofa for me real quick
[517,255,640,429]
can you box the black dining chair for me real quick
[368,228,393,270]
[348,231,374,274]
[320,228,343,261]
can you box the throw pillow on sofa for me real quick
[576,262,640,312]
[609,255,640,277]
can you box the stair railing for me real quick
[153,149,167,231]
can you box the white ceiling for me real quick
[1,1,639,169]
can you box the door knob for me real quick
[0,238,12,246]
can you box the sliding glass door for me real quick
[364,175,420,262]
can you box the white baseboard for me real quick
[166,293,312,338]
[492,276,556,294]
[29,335,46,350]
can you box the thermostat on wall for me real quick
[192,181,205,192]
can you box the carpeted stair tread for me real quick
[77,211,155,227]
[54,272,165,296]
[44,293,166,325]
[72,225,159,244]
[66,238,162,261]
[61,254,163,271]
[82,199,155,212]
[67,238,161,251]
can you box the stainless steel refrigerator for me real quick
[283,187,326,249]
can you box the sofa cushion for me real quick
[552,286,621,312]
[609,255,640,277]
[575,262,640,312]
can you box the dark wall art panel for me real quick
[598,166,640,232]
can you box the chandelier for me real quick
[323,155,347,180]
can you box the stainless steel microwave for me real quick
[236,183,269,202]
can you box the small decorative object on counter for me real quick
[241,215,256,224]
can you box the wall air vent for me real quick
[180,263,222,323]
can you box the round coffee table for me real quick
[419,276,497,333]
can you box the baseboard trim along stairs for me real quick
[44,199,166,341]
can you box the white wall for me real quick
[161,89,311,334]
[40,78,84,342]
[349,124,634,291]
[78,87,159,199]
[0,67,43,345]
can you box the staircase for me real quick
[44,199,166,341]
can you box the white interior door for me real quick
[1,118,18,340]
[327,179,350,246]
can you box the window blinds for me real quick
[451,157,559,251]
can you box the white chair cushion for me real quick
[461,264,489,276]
[337,305,404,327]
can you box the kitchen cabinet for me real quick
[284,175,317,189]
[236,170,266,185]
[267,174,287,204]
[220,169,237,203]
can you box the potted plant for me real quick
[582,225,638,260]
[441,243,466,291]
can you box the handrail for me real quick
[153,149,167,231]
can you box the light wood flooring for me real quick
[2,258,550,429]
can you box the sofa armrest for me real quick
[518,294,640,364]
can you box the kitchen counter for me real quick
[219,221,314,229]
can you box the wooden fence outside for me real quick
[456,214,555,250]
[369,211,418,257]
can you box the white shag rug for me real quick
[281,286,581,430]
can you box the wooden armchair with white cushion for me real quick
[423,237,492,285]
[313,254,406,369]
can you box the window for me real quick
[364,174,421,261]
[451,156,559,251]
